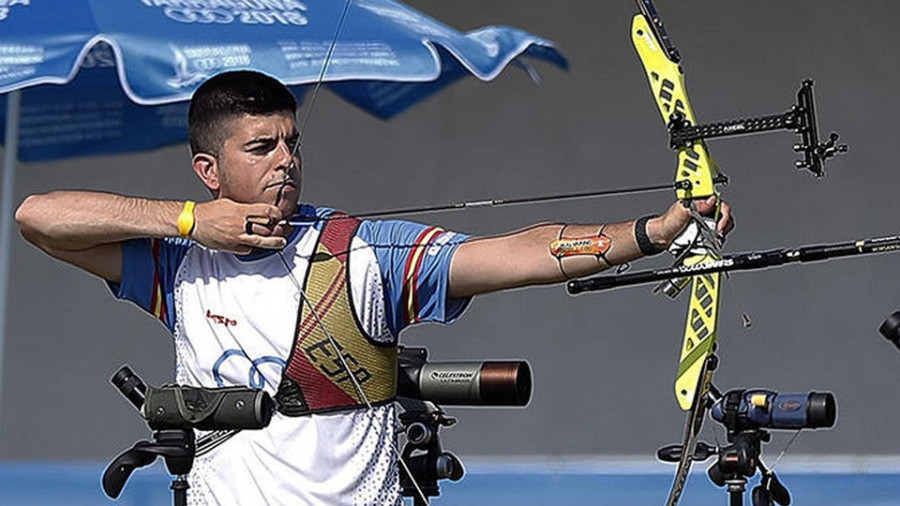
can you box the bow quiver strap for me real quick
[276,214,398,416]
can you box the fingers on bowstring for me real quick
[246,203,284,223]
[244,204,285,236]
[244,218,284,238]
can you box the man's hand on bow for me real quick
[649,197,734,251]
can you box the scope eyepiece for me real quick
[111,366,147,411]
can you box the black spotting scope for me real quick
[112,366,275,431]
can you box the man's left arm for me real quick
[448,198,732,298]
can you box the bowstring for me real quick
[273,0,431,502]
[294,0,354,155]
[275,251,430,504]
[770,430,802,471]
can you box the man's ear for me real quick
[192,153,220,196]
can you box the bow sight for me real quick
[667,79,846,178]
[636,0,846,182]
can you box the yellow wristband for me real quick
[177,201,196,239]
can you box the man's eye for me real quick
[249,142,275,153]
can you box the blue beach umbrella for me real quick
[0,0,567,440]
[0,0,566,158]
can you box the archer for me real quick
[14,70,733,505]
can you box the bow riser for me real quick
[632,12,723,411]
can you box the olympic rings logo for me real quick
[212,349,286,389]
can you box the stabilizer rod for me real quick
[568,234,900,294]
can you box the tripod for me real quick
[706,429,790,506]
[397,397,465,506]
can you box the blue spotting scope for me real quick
[711,389,836,431]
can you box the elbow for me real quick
[15,194,51,248]
[15,195,37,235]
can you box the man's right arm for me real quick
[15,191,287,283]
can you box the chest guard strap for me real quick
[276,214,397,416]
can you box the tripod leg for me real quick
[172,476,189,506]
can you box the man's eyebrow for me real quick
[243,135,276,148]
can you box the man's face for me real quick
[217,112,302,218]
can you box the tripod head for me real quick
[397,397,465,506]
[103,428,196,499]
[704,428,790,506]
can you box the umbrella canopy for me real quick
[0,0,566,161]
[0,0,567,447]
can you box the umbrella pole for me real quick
[0,89,22,449]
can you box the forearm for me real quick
[449,217,665,297]
[552,218,666,279]
[16,191,183,252]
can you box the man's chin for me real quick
[275,190,301,216]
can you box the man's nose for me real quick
[275,139,294,170]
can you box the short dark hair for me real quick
[188,70,297,157]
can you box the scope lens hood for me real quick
[807,392,836,428]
